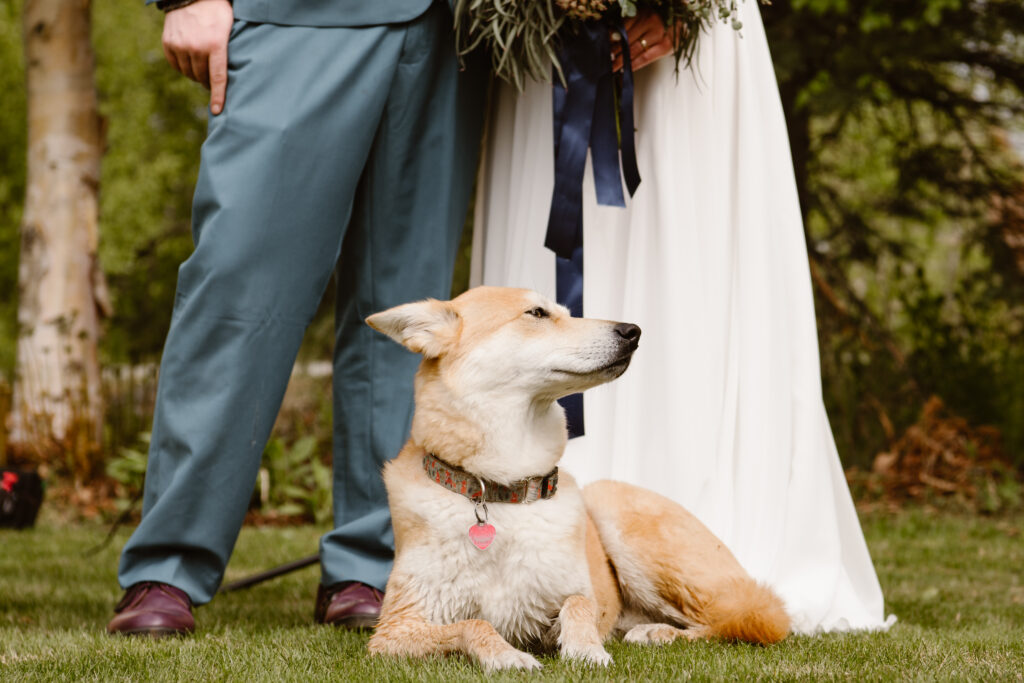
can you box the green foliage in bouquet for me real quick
[453,0,564,90]
[453,0,748,89]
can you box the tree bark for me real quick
[10,0,108,473]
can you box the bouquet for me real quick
[454,0,749,90]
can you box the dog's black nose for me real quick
[614,323,641,342]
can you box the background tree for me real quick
[763,0,1024,467]
[8,0,108,474]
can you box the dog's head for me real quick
[367,286,640,403]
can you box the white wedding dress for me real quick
[471,1,894,633]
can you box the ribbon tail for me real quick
[556,243,585,438]
[559,392,585,439]
[615,22,641,196]
[591,70,627,207]
[545,32,601,260]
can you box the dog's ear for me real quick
[366,299,461,358]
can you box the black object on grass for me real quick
[0,469,44,529]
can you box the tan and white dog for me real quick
[365,287,789,671]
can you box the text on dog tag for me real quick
[468,522,496,550]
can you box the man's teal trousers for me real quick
[118,2,486,604]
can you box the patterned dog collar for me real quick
[422,452,558,504]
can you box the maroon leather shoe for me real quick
[107,582,195,637]
[314,581,383,629]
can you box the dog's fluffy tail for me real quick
[583,480,791,645]
[703,577,790,645]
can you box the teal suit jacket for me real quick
[147,1,443,26]
[232,0,437,26]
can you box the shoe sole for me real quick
[110,627,193,638]
[328,615,378,630]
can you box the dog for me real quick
[365,286,789,671]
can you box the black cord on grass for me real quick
[82,484,144,557]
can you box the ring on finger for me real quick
[640,37,649,50]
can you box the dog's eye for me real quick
[526,307,549,319]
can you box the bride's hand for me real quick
[611,8,677,72]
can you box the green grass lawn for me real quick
[2,509,1022,681]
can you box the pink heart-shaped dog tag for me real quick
[468,523,496,550]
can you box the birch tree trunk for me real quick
[10,0,109,474]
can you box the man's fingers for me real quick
[163,43,182,74]
[160,0,234,91]
[209,45,228,115]
[190,52,210,89]
[176,49,198,82]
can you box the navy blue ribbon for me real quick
[546,19,641,438]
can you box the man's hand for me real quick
[162,0,234,115]
[611,9,676,73]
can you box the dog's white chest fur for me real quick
[394,477,592,647]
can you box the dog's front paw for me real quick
[480,647,543,672]
[561,643,613,667]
